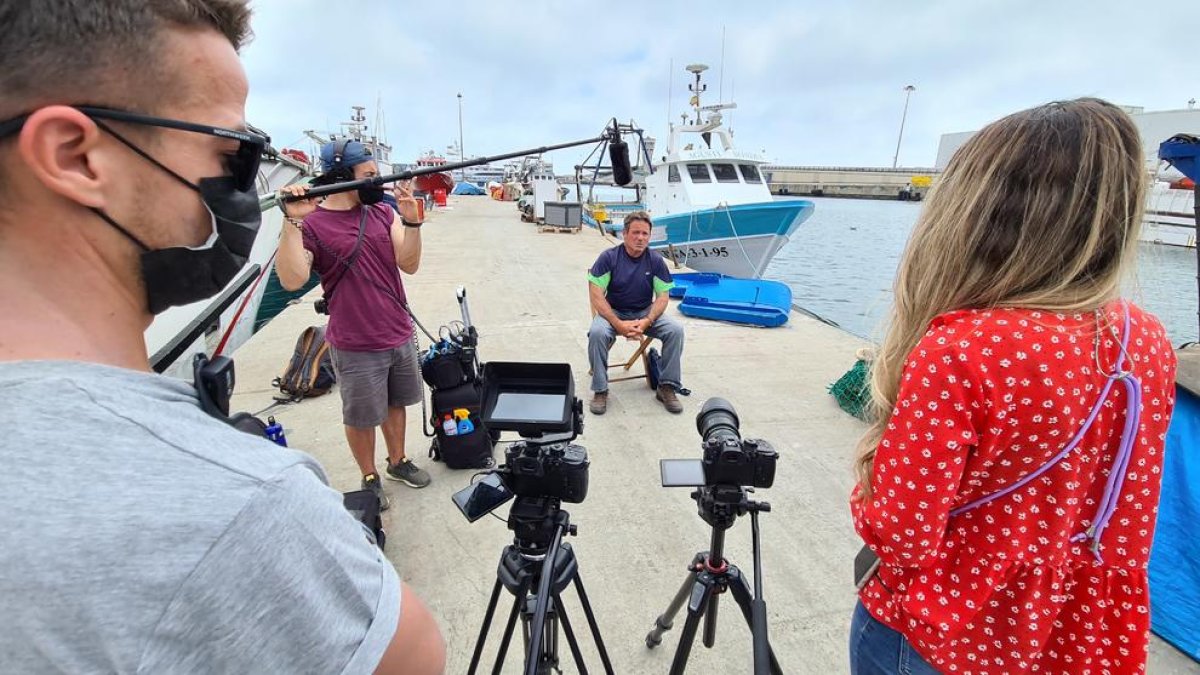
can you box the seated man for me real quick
[587,211,685,415]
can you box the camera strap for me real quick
[307,205,438,342]
[309,206,369,310]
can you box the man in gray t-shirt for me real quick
[0,2,443,673]
[0,362,405,672]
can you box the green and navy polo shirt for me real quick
[587,244,675,313]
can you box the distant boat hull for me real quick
[649,200,815,278]
[415,172,455,195]
[1142,183,1197,248]
[1141,217,1196,248]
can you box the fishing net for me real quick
[829,351,874,421]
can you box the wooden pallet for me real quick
[537,224,581,234]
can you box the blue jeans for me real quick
[587,310,684,392]
[849,601,941,675]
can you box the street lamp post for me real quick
[892,85,916,169]
[457,93,465,182]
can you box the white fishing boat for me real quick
[1142,179,1196,248]
[588,64,815,279]
[446,141,508,186]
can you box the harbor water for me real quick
[765,196,1200,345]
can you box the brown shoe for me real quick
[589,391,608,415]
[656,385,683,414]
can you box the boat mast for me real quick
[687,64,708,125]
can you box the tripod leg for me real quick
[554,592,589,675]
[573,574,615,674]
[668,578,713,675]
[539,600,561,675]
[468,578,505,675]
[491,592,525,675]
[727,570,782,675]
[646,570,699,648]
[702,588,721,649]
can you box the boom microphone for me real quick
[281,119,643,203]
[608,137,633,187]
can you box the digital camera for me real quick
[660,397,777,489]
[504,440,589,503]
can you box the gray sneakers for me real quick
[386,458,432,489]
[362,473,390,511]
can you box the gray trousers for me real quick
[588,309,684,392]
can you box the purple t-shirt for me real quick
[301,204,413,351]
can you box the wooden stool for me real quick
[588,312,656,388]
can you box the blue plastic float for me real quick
[669,272,792,327]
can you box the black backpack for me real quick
[273,326,336,401]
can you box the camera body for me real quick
[703,436,776,489]
[660,397,778,491]
[504,440,589,504]
[696,397,777,489]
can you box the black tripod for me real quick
[468,496,614,675]
[646,485,782,675]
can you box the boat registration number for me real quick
[662,246,730,261]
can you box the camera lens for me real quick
[696,397,740,445]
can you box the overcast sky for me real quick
[241,0,1195,170]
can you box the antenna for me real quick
[686,63,709,125]
[730,78,735,135]
[718,25,726,102]
[667,58,673,131]
[374,93,382,143]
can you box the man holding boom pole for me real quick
[277,140,432,511]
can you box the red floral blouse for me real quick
[852,304,1177,674]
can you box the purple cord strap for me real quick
[948,303,1141,563]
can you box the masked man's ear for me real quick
[17,106,112,209]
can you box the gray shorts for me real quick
[330,342,423,428]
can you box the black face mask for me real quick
[0,106,268,315]
[87,120,263,315]
[357,184,386,205]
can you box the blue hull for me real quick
[652,199,814,245]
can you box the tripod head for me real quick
[691,484,771,532]
[507,495,576,556]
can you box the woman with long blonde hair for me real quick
[849,98,1177,674]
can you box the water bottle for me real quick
[265,416,288,447]
[442,415,458,436]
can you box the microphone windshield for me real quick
[609,139,633,186]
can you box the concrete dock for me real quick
[228,196,1197,673]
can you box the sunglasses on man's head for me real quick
[0,106,268,192]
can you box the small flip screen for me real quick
[660,459,707,487]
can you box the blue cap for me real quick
[319,140,373,173]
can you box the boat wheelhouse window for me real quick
[711,163,740,183]
[668,164,681,183]
[686,163,712,183]
[738,164,762,183]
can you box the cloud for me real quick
[240,0,1193,169]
